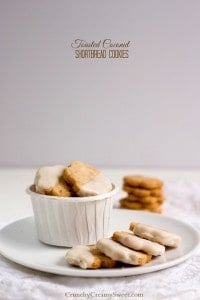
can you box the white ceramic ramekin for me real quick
[27,184,118,247]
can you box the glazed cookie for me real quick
[34,165,72,197]
[65,245,118,269]
[63,160,112,196]
[97,238,152,265]
[129,222,181,247]
[124,175,163,189]
[112,231,165,256]
[48,178,73,197]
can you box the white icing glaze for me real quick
[34,165,65,194]
[78,173,112,196]
[131,223,181,247]
[96,238,149,265]
[65,245,95,269]
[113,231,165,256]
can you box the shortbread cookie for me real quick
[142,206,163,214]
[63,161,112,196]
[120,198,144,209]
[120,198,161,209]
[126,194,164,204]
[34,165,72,196]
[124,175,163,189]
[120,199,162,213]
[129,222,181,247]
[123,185,151,197]
[97,238,152,265]
[112,231,165,256]
[123,185,163,198]
[48,178,73,197]
[151,189,164,197]
[65,245,118,269]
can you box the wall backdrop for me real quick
[1,0,200,167]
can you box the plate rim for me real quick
[0,210,199,277]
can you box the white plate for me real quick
[0,209,199,277]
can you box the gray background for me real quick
[1,0,200,168]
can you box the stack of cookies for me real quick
[120,175,164,213]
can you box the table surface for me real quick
[1,167,200,222]
[1,168,200,300]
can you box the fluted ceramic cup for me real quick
[27,184,118,247]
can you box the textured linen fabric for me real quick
[0,180,200,300]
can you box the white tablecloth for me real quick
[0,180,200,300]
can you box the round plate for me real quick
[0,209,199,277]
